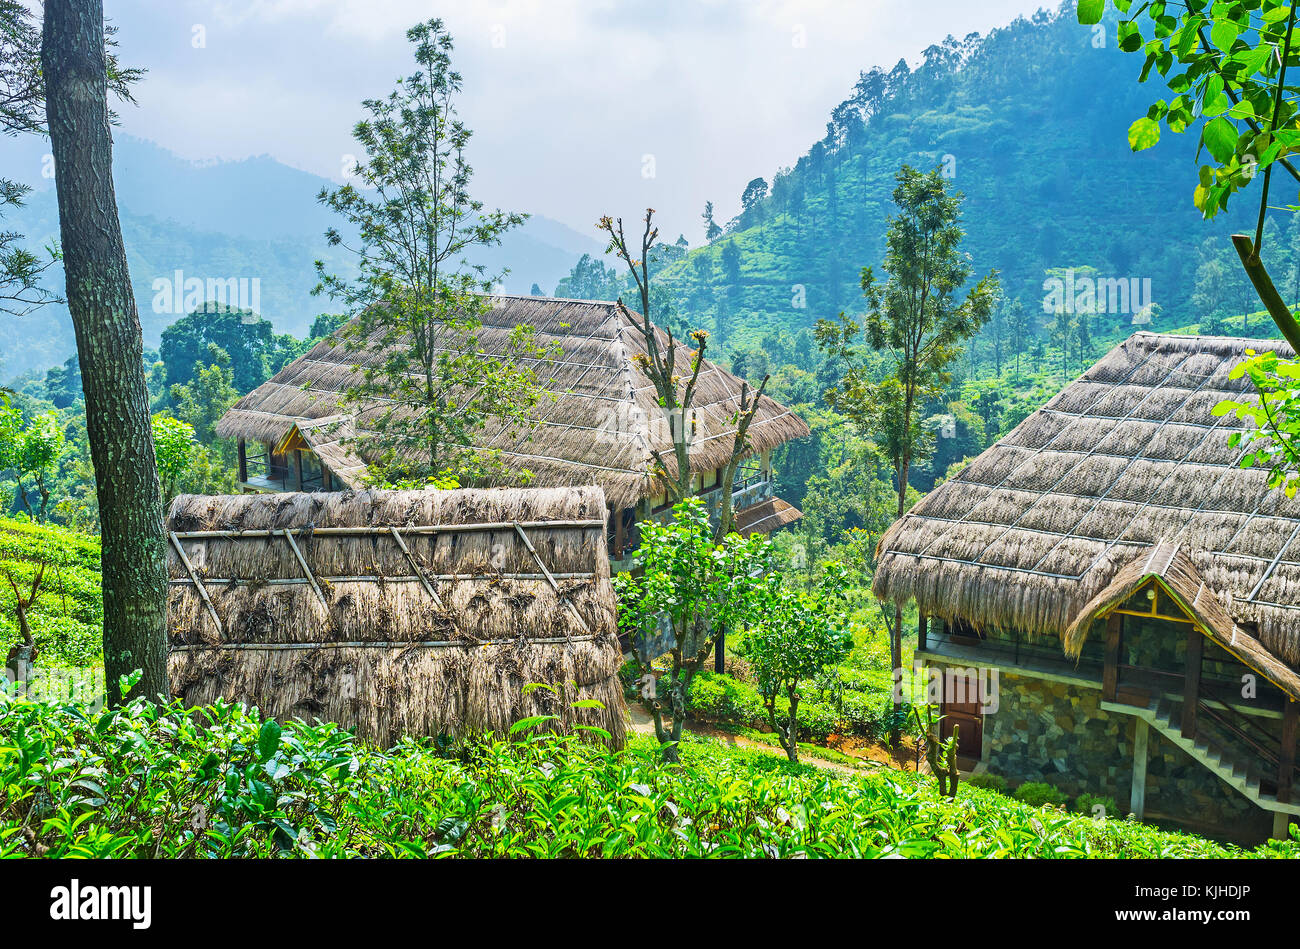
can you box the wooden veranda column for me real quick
[237,438,247,483]
[1103,613,1121,703]
[1181,625,1204,739]
[1279,698,1298,806]
[293,450,304,492]
[918,613,928,652]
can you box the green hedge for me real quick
[686,670,896,741]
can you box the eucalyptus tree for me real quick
[817,165,998,745]
[315,19,551,485]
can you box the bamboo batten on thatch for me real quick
[216,295,810,508]
[874,332,1300,670]
[165,486,627,747]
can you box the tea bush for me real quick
[964,772,1009,794]
[1074,793,1122,820]
[0,518,102,668]
[1,691,1289,858]
[1012,781,1071,809]
[686,670,894,742]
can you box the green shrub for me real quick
[0,690,1256,858]
[1074,793,1122,820]
[685,669,895,741]
[1012,781,1070,808]
[964,772,1009,794]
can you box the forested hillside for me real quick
[604,4,1288,355]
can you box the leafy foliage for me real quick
[151,414,197,505]
[0,395,65,522]
[615,497,772,761]
[1214,349,1300,495]
[0,692,1277,858]
[0,518,100,668]
[314,18,552,485]
[737,563,854,762]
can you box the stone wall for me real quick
[979,670,1134,805]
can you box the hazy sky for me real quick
[104,0,1052,241]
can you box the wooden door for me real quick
[940,669,984,760]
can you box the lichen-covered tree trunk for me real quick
[42,0,169,703]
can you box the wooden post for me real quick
[294,450,304,492]
[1103,613,1121,703]
[918,613,928,652]
[237,438,247,484]
[1182,626,1203,739]
[1131,717,1149,820]
[1280,698,1298,806]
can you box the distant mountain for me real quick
[635,4,1278,353]
[0,135,604,381]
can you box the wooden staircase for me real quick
[1134,698,1300,816]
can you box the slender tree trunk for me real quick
[43,0,169,704]
[889,455,909,748]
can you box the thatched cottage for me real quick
[875,332,1300,844]
[215,295,810,568]
[166,485,627,747]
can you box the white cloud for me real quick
[110,0,1049,242]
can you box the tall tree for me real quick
[315,19,551,485]
[598,209,772,751]
[1007,297,1032,375]
[817,165,998,745]
[42,0,169,703]
[701,200,721,243]
[718,239,741,349]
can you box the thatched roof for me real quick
[874,332,1300,672]
[1063,541,1300,701]
[735,497,803,537]
[165,485,627,747]
[217,294,810,508]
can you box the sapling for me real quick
[737,562,853,763]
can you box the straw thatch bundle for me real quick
[216,294,809,509]
[874,332,1300,670]
[166,485,627,747]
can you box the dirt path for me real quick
[627,702,905,776]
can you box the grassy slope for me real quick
[0,518,101,668]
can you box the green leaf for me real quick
[257,719,282,762]
[1209,20,1238,51]
[1128,116,1161,151]
[509,714,558,734]
[1077,0,1105,25]
[1202,116,1238,163]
